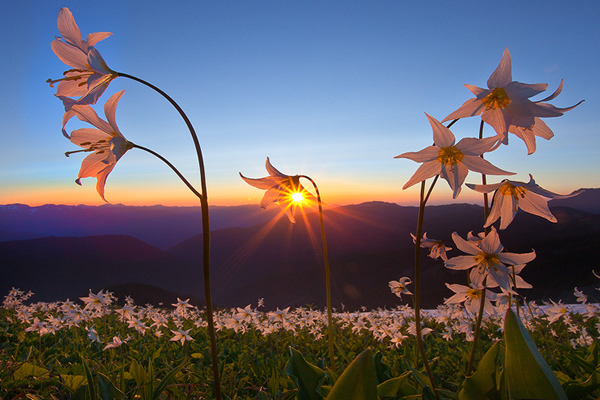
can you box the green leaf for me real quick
[373,351,391,385]
[82,358,97,400]
[13,362,49,380]
[377,371,411,397]
[459,342,501,400]
[504,308,568,400]
[284,347,326,400]
[153,362,186,400]
[98,372,126,400]
[326,349,378,400]
[563,367,600,400]
[61,374,87,393]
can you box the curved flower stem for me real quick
[414,179,441,400]
[117,72,222,400]
[466,119,491,377]
[298,175,335,372]
[131,144,202,200]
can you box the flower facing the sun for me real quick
[48,8,117,113]
[395,113,514,198]
[240,158,314,223]
[63,90,133,202]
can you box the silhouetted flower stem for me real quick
[466,119,491,377]
[117,72,222,400]
[414,179,441,400]
[131,144,203,200]
[298,174,335,371]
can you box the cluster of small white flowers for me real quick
[4,287,599,350]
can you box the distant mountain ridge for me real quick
[0,203,281,250]
[1,188,599,309]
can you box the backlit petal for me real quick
[461,155,514,176]
[86,32,112,47]
[402,160,440,189]
[57,8,85,50]
[104,91,126,138]
[498,250,536,266]
[265,157,286,177]
[445,255,478,270]
[394,146,439,162]
[487,48,512,89]
[451,231,480,255]
[443,97,485,122]
[426,113,455,148]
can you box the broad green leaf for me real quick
[504,309,568,400]
[459,342,501,400]
[326,349,378,400]
[13,362,49,380]
[61,374,86,392]
[377,371,411,397]
[284,347,326,400]
[129,359,147,387]
[98,372,126,400]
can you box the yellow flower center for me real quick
[474,252,500,268]
[437,146,464,165]
[481,88,511,110]
[466,289,482,301]
[499,182,527,199]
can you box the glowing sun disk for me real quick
[291,192,304,202]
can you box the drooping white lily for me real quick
[64,90,133,202]
[467,174,582,229]
[443,48,582,149]
[389,277,413,300]
[48,8,117,113]
[395,113,513,198]
[240,157,314,223]
[411,232,452,261]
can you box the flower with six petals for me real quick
[395,113,513,198]
[64,90,133,201]
[443,48,582,149]
[445,227,536,293]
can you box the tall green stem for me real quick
[117,72,222,400]
[299,175,335,371]
[414,180,441,400]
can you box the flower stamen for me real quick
[474,252,500,268]
[481,87,511,110]
[437,146,465,165]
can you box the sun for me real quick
[291,192,304,203]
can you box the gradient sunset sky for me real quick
[2,1,598,208]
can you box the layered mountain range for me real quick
[1,188,599,310]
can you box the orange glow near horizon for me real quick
[1,178,510,209]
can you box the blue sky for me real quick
[1,1,598,207]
